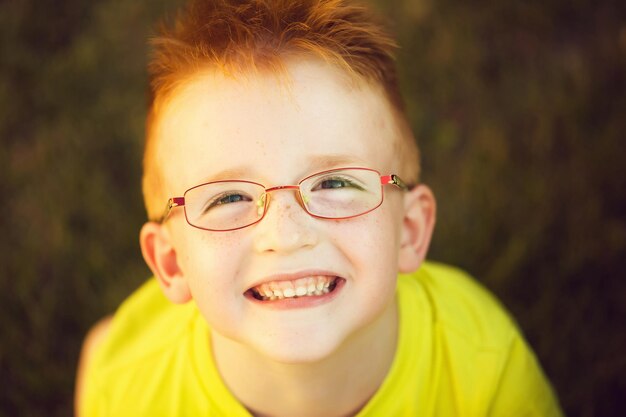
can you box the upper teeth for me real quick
[251,276,335,300]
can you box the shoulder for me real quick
[75,316,113,416]
[398,262,563,415]
[94,278,197,371]
[77,279,200,416]
[402,261,518,348]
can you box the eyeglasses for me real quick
[157,167,409,231]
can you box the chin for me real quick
[252,330,347,365]
[261,347,338,365]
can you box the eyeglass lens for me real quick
[183,168,383,231]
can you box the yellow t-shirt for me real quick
[81,262,562,416]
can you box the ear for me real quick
[398,184,437,273]
[139,222,192,304]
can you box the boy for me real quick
[76,0,563,415]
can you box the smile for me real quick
[246,276,342,301]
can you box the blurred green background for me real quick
[1,0,624,416]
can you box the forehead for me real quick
[153,59,402,190]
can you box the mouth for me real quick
[244,275,344,302]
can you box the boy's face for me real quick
[152,59,414,363]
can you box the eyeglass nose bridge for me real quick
[258,184,308,217]
[265,185,300,192]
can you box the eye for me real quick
[311,176,365,191]
[204,192,252,212]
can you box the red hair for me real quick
[143,0,419,219]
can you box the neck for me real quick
[211,299,398,417]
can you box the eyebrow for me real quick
[305,154,369,171]
[200,167,253,183]
[198,154,368,184]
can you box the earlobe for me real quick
[139,222,192,304]
[398,185,437,273]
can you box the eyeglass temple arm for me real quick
[381,174,410,191]
[156,197,185,223]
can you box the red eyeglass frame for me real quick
[156,167,410,231]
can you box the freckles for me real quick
[198,229,248,249]
[254,139,267,155]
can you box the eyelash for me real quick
[311,176,364,191]
[204,192,252,211]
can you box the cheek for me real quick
[330,206,403,285]
[329,213,401,331]
[177,229,250,305]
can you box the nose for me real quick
[252,188,318,254]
